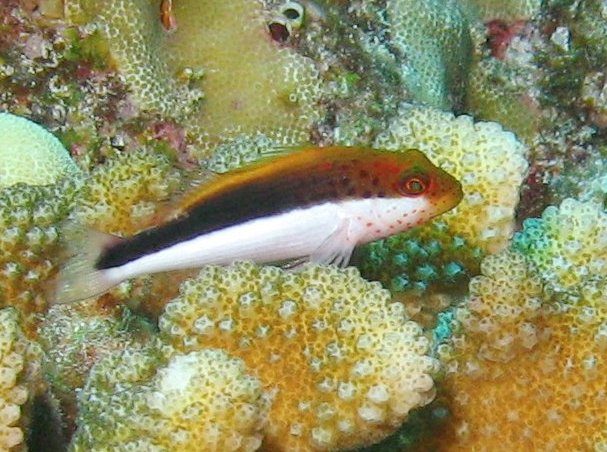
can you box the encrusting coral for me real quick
[0,179,80,330]
[459,0,543,22]
[65,0,322,156]
[0,308,42,452]
[513,198,607,294]
[0,112,79,188]
[167,0,322,153]
[421,200,607,450]
[65,0,202,119]
[72,149,182,236]
[38,300,154,434]
[386,0,472,110]
[465,58,541,144]
[159,262,437,451]
[70,344,268,451]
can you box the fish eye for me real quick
[399,173,429,196]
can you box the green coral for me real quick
[386,0,472,109]
[66,0,202,118]
[38,301,154,433]
[70,345,267,452]
[513,198,607,294]
[0,179,81,328]
[0,113,79,187]
[356,220,483,314]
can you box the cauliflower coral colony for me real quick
[2,0,607,450]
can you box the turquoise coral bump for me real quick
[0,112,79,187]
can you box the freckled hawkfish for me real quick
[55,146,463,303]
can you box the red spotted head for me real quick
[297,146,463,242]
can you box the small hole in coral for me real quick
[268,21,290,43]
[283,8,301,20]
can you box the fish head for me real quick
[350,148,463,236]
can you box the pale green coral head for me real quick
[0,112,79,187]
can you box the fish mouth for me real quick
[431,172,464,215]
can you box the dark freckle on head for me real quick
[375,229,381,234]
[366,222,373,227]
[402,213,408,217]
[397,220,403,225]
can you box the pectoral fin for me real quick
[309,218,355,268]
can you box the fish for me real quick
[55,146,463,303]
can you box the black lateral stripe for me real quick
[95,170,348,269]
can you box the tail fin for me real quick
[53,227,125,304]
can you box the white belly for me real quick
[112,203,342,280]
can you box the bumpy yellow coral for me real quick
[0,180,79,329]
[71,345,267,451]
[0,112,79,187]
[73,150,182,236]
[432,278,607,450]
[160,262,437,451]
[451,250,545,364]
[0,308,41,451]
[513,198,607,293]
[425,202,607,450]
[375,103,528,254]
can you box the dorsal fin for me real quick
[149,167,219,222]
[174,146,317,214]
